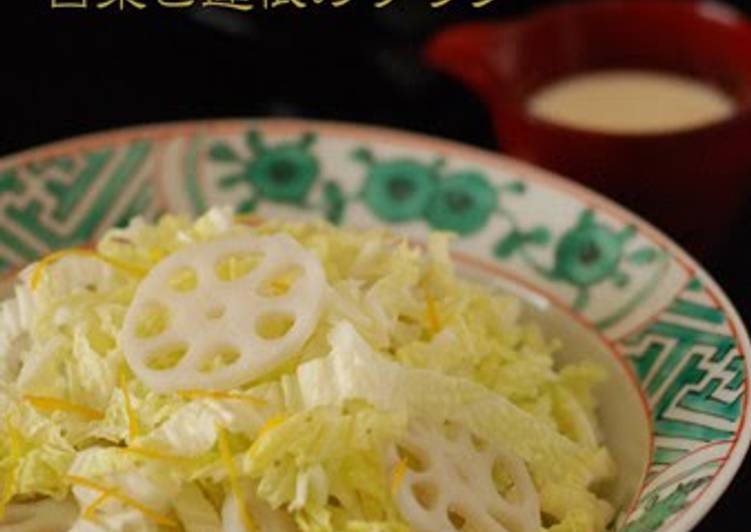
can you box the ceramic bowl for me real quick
[0,119,748,531]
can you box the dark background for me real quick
[2,1,750,530]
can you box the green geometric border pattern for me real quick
[0,139,159,276]
[618,276,744,530]
[624,277,743,478]
[0,123,746,532]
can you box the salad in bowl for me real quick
[0,207,615,531]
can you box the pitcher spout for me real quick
[425,21,518,105]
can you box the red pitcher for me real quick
[426,0,751,257]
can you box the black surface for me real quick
[2,1,750,530]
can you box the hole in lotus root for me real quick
[492,458,517,499]
[146,343,188,370]
[257,265,303,297]
[447,508,467,529]
[197,346,241,373]
[215,252,264,282]
[134,302,170,339]
[256,313,295,340]
[470,434,488,452]
[397,444,429,472]
[412,481,439,510]
[541,512,560,528]
[168,267,198,292]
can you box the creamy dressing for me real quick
[527,70,736,134]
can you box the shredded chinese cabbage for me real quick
[0,208,616,531]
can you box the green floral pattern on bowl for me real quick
[0,119,747,532]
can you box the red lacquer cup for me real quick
[426,0,751,257]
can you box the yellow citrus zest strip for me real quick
[30,248,148,291]
[119,369,139,442]
[119,446,192,464]
[109,237,133,245]
[65,475,177,528]
[65,474,110,492]
[25,395,104,421]
[218,427,256,532]
[234,214,264,226]
[425,292,441,335]
[391,457,409,495]
[82,488,117,521]
[256,414,287,440]
[178,389,267,407]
